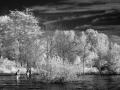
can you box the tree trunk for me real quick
[83,45,86,75]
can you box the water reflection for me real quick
[0,75,120,90]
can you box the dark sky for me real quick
[0,0,119,12]
[0,0,59,14]
[0,0,58,10]
[0,0,120,36]
[0,0,120,14]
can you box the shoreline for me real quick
[0,72,119,84]
[0,72,119,76]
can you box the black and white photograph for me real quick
[0,0,120,90]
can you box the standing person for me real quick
[16,70,20,84]
[26,69,31,78]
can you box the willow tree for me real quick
[0,15,14,58]
[86,29,109,74]
[53,30,76,63]
[76,31,90,74]
[0,9,42,73]
[107,43,120,74]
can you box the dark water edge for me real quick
[1,75,120,90]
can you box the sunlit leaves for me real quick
[0,9,43,67]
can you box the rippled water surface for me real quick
[0,75,120,90]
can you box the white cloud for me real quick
[60,0,120,3]
[84,3,120,11]
[60,0,98,3]
[31,6,57,11]
[30,1,120,13]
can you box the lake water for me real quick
[0,75,120,90]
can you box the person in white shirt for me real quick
[26,69,31,79]
[16,70,20,82]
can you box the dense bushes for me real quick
[35,55,98,83]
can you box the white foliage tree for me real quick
[53,30,76,63]
[86,29,109,73]
[0,9,43,73]
[107,43,120,73]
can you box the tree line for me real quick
[0,9,120,80]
